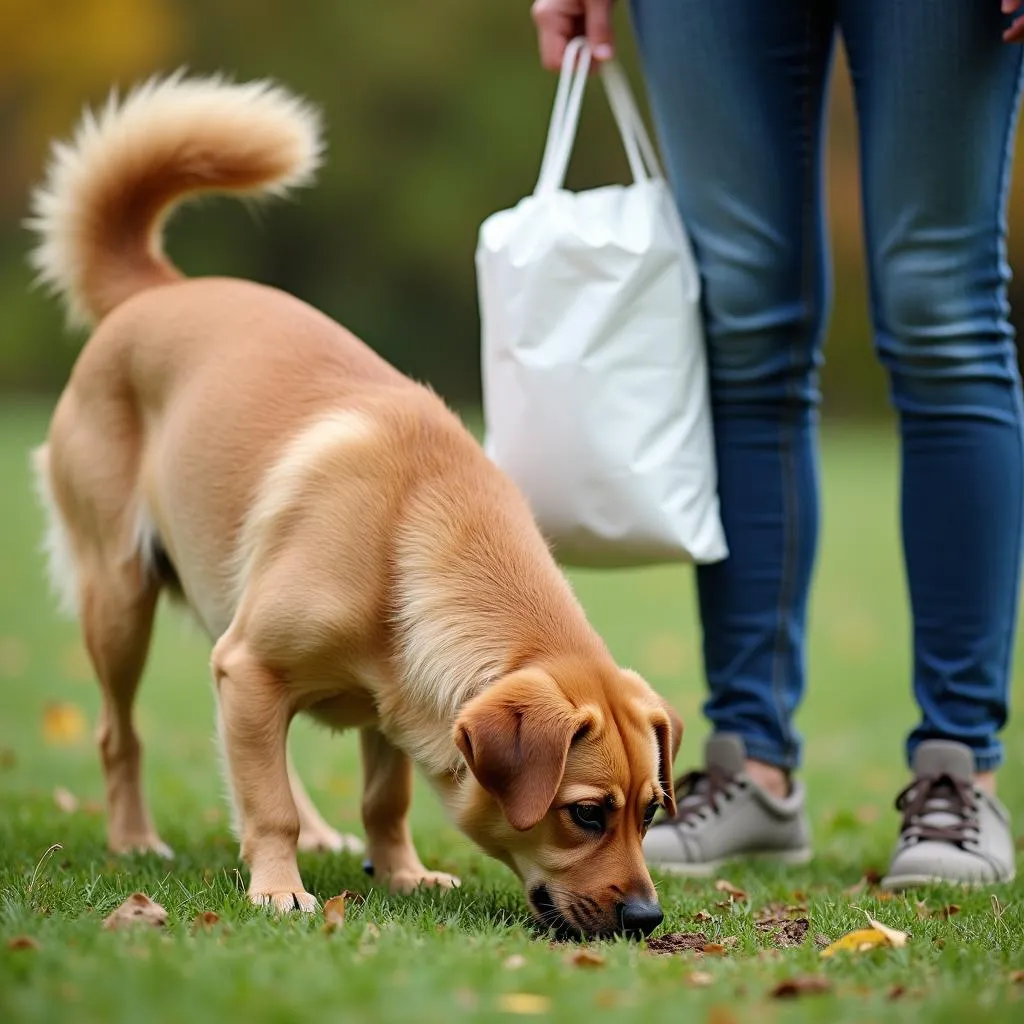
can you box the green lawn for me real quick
[1,397,1022,1023]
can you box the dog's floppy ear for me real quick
[652,698,684,817]
[454,670,591,831]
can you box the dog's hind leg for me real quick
[212,634,317,912]
[360,727,460,894]
[288,752,365,855]
[79,560,170,857]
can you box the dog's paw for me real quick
[386,870,461,895]
[297,826,365,855]
[249,890,319,914]
[110,835,174,859]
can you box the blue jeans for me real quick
[629,0,1024,772]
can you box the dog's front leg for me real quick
[212,638,316,913]
[360,727,460,893]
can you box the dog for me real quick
[27,73,683,939]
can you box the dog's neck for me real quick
[383,496,606,779]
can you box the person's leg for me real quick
[840,0,1023,886]
[628,0,836,871]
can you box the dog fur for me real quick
[27,73,683,936]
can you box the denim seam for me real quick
[767,5,820,773]
[988,48,1024,772]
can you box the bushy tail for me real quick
[26,71,323,329]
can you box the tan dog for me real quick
[27,74,683,938]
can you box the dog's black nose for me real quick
[618,898,664,937]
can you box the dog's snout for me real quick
[618,898,663,937]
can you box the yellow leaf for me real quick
[498,993,550,1015]
[819,928,891,957]
[819,912,909,958]
[43,702,86,745]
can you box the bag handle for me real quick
[534,36,663,196]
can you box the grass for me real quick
[0,396,1022,1023]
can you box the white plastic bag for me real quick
[476,38,727,568]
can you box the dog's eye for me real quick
[569,803,605,833]
[642,801,660,832]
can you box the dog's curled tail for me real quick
[26,71,323,329]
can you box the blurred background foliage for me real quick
[2,0,1023,415]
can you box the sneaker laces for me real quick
[895,771,979,845]
[667,765,736,826]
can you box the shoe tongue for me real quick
[912,741,975,782]
[705,734,745,777]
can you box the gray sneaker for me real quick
[643,734,812,876]
[880,740,1016,890]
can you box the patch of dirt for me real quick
[645,932,709,955]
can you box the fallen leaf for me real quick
[693,909,713,922]
[335,889,366,907]
[322,895,347,932]
[7,936,40,951]
[565,948,605,969]
[770,975,832,999]
[939,904,961,920]
[687,971,715,988]
[53,787,79,813]
[701,943,727,956]
[860,911,909,949]
[888,985,907,1001]
[645,932,709,955]
[504,954,527,970]
[757,918,809,948]
[498,993,550,1015]
[102,892,168,931]
[42,702,86,746]
[1010,970,1024,985]
[707,1005,737,1024]
[191,911,221,932]
[714,879,747,901]
[819,911,908,958]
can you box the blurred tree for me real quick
[0,2,1020,417]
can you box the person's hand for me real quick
[530,0,616,70]
[1004,0,1024,42]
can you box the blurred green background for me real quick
[6,0,1024,413]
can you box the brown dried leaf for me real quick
[687,971,715,988]
[191,911,222,933]
[322,895,346,932]
[565,948,606,969]
[939,904,961,920]
[53,787,79,813]
[714,878,747,901]
[770,975,832,999]
[693,909,713,922]
[701,942,727,956]
[7,936,40,951]
[888,985,907,1001]
[42,702,86,746]
[1009,970,1024,985]
[498,993,551,1015]
[645,932,709,955]
[102,892,168,931]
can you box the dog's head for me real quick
[453,658,682,939]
